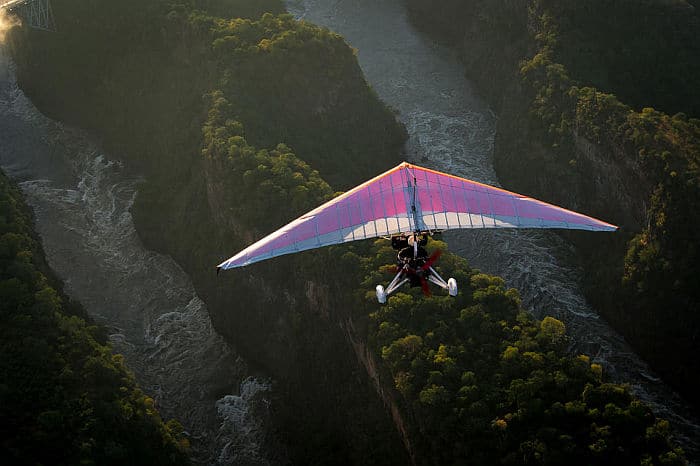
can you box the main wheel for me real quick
[447,278,458,297]
[376,285,387,304]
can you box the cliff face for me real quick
[404,0,700,408]
[493,110,651,231]
[7,3,411,463]
[406,0,649,227]
[344,316,417,464]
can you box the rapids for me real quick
[0,46,275,465]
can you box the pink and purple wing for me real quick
[217,162,616,270]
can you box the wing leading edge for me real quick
[217,162,617,270]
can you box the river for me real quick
[288,0,700,458]
[0,45,275,465]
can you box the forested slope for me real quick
[9,1,410,463]
[404,0,700,411]
[0,170,189,465]
[350,239,686,465]
[5,0,690,464]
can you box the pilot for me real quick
[396,234,429,286]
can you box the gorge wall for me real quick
[0,168,191,465]
[8,1,410,463]
[404,0,700,411]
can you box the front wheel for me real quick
[376,285,387,304]
[447,278,458,297]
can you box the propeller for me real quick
[422,249,442,270]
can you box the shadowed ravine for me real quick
[0,47,275,466]
[3,0,700,460]
[288,0,700,458]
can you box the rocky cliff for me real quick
[404,0,700,409]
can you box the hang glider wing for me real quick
[217,162,617,270]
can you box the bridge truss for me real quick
[2,0,54,32]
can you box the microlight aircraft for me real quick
[217,162,617,303]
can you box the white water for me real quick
[216,378,275,465]
[288,0,700,458]
[0,46,275,465]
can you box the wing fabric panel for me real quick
[411,165,617,232]
[218,162,617,269]
[218,166,414,269]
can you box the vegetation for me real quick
[544,0,700,118]
[405,0,700,410]
[516,0,700,408]
[201,90,334,232]
[204,12,406,188]
[348,239,686,464]
[9,1,410,464]
[0,171,189,465]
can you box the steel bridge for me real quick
[1,0,54,32]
